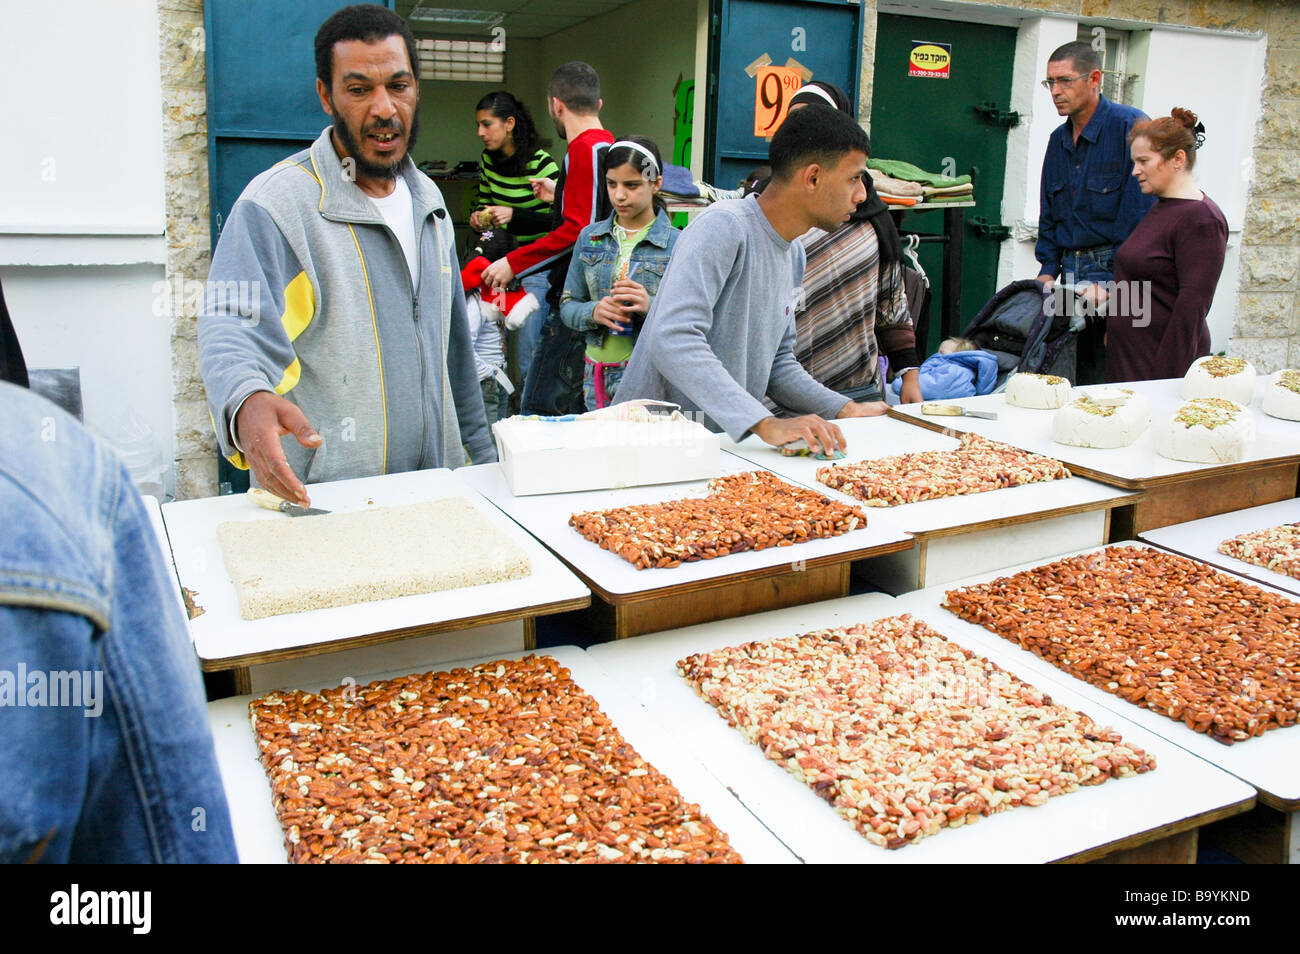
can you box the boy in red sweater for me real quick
[482,62,614,410]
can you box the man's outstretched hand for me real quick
[234,391,322,507]
[836,400,890,418]
[752,414,847,457]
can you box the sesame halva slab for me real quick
[217,497,530,620]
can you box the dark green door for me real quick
[871,15,1016,355]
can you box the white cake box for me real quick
[491,402,722,496]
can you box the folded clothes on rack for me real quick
[923,193,976,204]
[868,168,924,196]
[881,194,920,207]
[868,158,971,189]
[922,182,974,197]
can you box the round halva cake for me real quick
[1155,398,1255,463]
[1181,355,1256,405]
[1005,372,1073,409]
[1262,369,1300,421]
[1051,388,1151,448]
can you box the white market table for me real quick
[1139,497,1300,599]
[893,542,1300,863]
[890,377,1300,534]
[458,453,914,640]
[586,591,1253,863]
[163,469,590,693]
[141,492,189,622]
[722,415,1137,592]
[207,645,798,864]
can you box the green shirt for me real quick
[474,148,560,242]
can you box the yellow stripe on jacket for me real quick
[273,270,315,394]
[223,270,315,470]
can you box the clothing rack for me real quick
[895,202,974,352]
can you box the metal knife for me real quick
[921,402,998,420]
[247,487,331,517]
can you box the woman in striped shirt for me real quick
[471,92,560,244]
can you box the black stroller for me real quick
[960,279,1080,389]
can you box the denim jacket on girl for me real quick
[558,207,680,346]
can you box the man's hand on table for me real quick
[235,391,322,507]
[752,414,846,457]
[836,399,890,418]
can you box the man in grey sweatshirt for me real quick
[615,105,888,454]
[199,6,493,507]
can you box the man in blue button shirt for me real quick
[1035,42,1154,384]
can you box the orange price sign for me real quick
[754,66,803,137]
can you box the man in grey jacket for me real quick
[199,5,493,507]
[616,105,887,455]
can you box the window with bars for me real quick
[416,38,505,83]
[1076,26,1139,105]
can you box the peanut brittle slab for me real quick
[678,615,1154,850]
[1219,523,1300,581]
[817,432,1071,507]
[250,655,742,863]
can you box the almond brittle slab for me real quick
[250,655,741,863]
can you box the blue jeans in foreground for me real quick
[1059,245,1115,386]
[514,271,551,387]
[0,382,237,863]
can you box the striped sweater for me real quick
[784,220,918,399]
[474,148,559,242]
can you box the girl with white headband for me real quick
[558,136,681,410]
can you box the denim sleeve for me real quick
[558,230,599,332]
[0,451,238,863]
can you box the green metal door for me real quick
[871,14,1017,355]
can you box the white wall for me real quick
[1138,28,1266,352]
[2,265,173,490]
[0,1,173,494]
[0,1,165,235]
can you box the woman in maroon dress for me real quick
[1105,108,1228,383]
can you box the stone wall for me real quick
[158,0,218,499]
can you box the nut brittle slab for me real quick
[250,655,742,863]
[678,615,1154,851]
[568,470,866,570]
[1219,523,1300,580]
[816,433,1071,507]
[943,546,1300,744]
